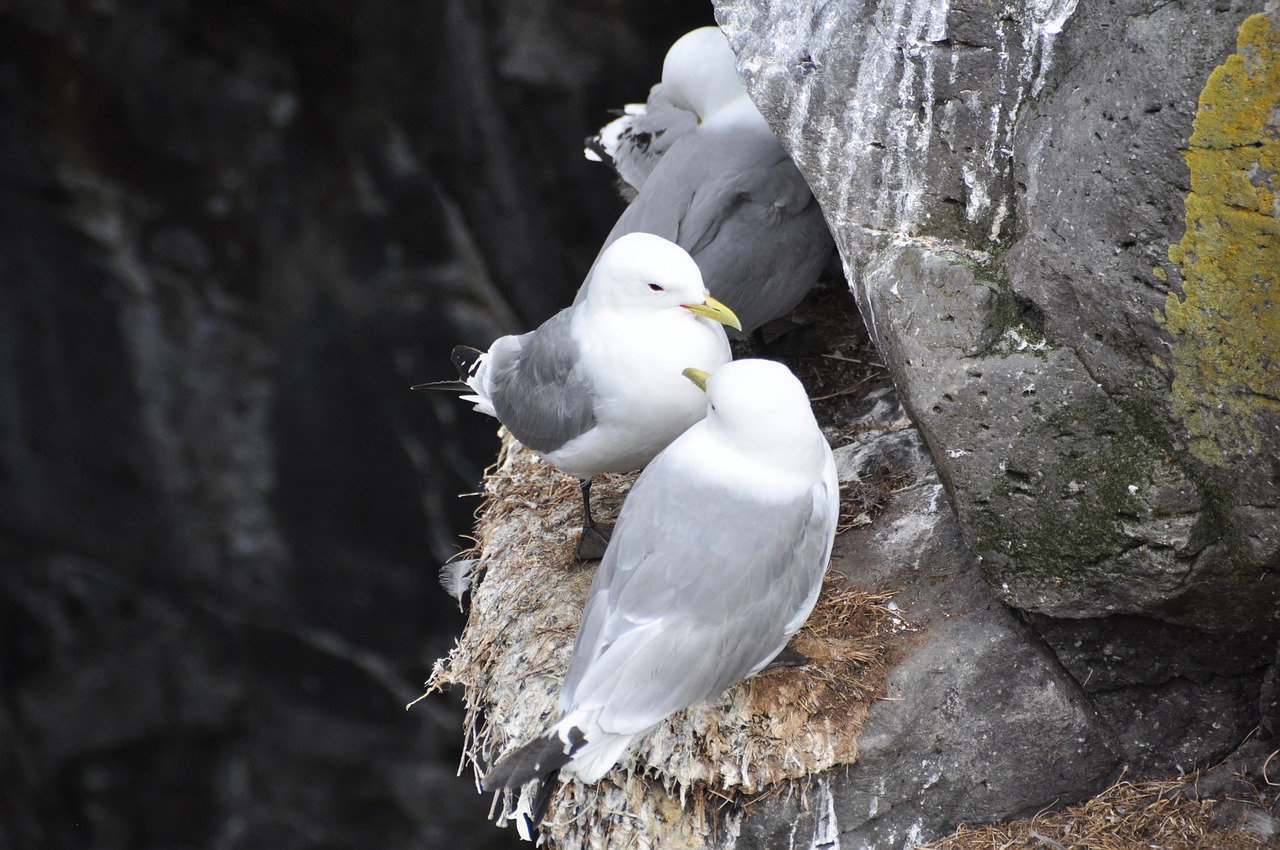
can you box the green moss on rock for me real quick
[970,393,1180,604]
[1163,12,1280,466]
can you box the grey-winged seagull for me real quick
[419,232,740,560]
[482,358,839,821]
[579,26,834,337]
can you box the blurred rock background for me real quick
[0,1,710,847]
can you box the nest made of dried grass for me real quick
[427,431,902,849]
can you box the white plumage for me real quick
[484,358,839,789]
[442,232,739,558]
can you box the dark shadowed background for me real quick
[0,1,713,847]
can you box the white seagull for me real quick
[420,232,740,560]
[580,26,833,337]
[483,358,840,818]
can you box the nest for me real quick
[427,433,901,848]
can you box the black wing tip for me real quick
[410,345,485,392]
[529,768,561,829]
[584,137,623,179]
[451,345,484,379]
[481,727,584,792]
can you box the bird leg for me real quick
[574,478,613,561]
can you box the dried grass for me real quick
[918,774,1277,850]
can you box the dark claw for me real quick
[574,523,613,561]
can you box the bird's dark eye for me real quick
[647,283,664,292]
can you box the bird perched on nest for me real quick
[417,232,740,560]
[578,26,834,338]
[482,358,840,820]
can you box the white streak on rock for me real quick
[841,0,950,231]
[810,779,841,850]
[1030,0,1079,97]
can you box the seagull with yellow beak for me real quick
[482,358,839,823]
[579,26,833,337]
[422,232,740,560]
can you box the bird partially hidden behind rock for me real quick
[415,232,740,560]
[482,358,839,827]
[577,26,834,339]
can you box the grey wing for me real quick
[487,309,597,455]
[568,151,695,306]
[571,130,741,307]
[559,452,838,733]
[587,129,833,331]
[676,145,834,332]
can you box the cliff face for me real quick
[718,0,1279,630]
[701,0,1279,843]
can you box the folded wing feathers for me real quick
[482,726,586,791]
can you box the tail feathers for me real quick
[483,726,585,791]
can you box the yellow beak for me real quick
[683,295,742,332]
[682,367,711,392]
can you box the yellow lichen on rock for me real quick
[1163,11,1280,466]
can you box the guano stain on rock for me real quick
[1163,11,1280,467]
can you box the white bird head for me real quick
[661,26,750,123]
[683,359,827,473]
[585,233,741,330]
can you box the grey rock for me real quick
[856,241,1213,620]
[1030,614,1274,772]
[736,405,1121,848]
[715,0,1279,630]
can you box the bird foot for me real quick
[574,524,614,561]
[763,644,810,670]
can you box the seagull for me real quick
[419,232,740,560]
[482,358,840,821]
[579,26,834,337]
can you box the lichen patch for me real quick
[1163,11,1280,466]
